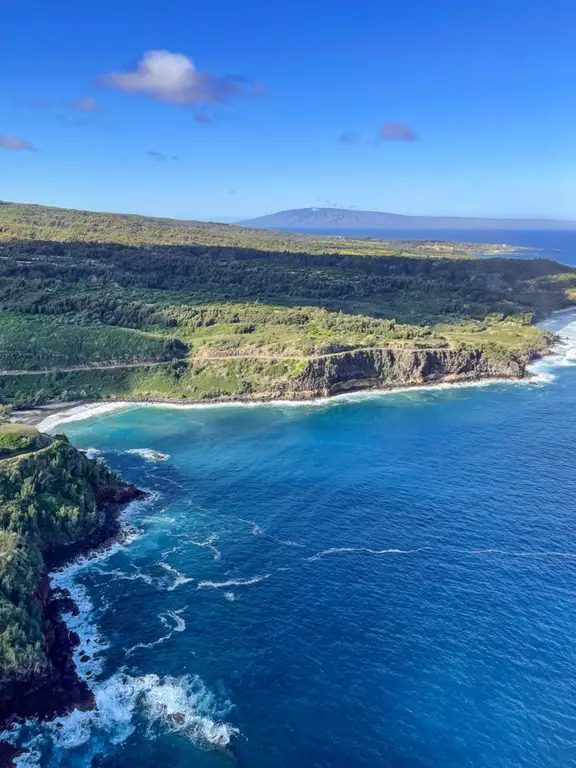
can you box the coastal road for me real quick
[0,344,445,376]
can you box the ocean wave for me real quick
[306,545,576,562]
[236,517,264,536]
[235,517,304,548]
[528,318,576,379]
[197,574,270,590]
[159,561,195,590]
[307,546,420,562]
[37,402,132,432]
[138,673,238,748]
[125,448,170,462]
[37,372,534,434]
[94,564,159,588]
[81,447,103,460]
[187,533,222,561]
[126,609,186,656]
[10,672,237,765]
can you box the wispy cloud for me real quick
[27,98,52,111]
[0,135,35,151]
[69,96,99,112]
[147,150,167,162]
[340,123,419,145]
[146,150,178,162]
[56,114,91,128]
[194,112,216,124]
[339,131,360,145]
[378,122,418,141]
[100,50,263,106]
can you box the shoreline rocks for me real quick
[0,476,146,752]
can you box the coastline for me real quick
[12,309,574,432]
[21,373,534,432]
[0,459,147,762]
[1,313,573,764]
[11,307,576,431]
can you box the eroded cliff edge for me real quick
[0,431,145,753]
[285,345,533,398]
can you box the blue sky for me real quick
[2,0,575,221]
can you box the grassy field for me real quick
[0,424,44,457]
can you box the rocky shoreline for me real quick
[12,349,544,431]
[0,480,147,765]
[7,340,555,429]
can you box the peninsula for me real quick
[0,421,145,757]
[0,200,575,410]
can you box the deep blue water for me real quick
[7,310,576,767]
[282,228,576,266]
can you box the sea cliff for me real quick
[286,346,529,397]
[2,336,551,413]
[0,430,145,752]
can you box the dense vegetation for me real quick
[0,200,574,405]
[0,201,512,258]
[0,423,48,458]
[0,431,122,680]
[0,312,186,371]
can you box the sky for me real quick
[2,0,575,222]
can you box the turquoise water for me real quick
[9,312,576,767]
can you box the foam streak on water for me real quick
[3,492,239,767]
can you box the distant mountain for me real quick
[240,207,576,231]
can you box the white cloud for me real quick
[101,50,260,105]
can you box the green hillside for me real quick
[0,201,574,405]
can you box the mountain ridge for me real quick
[240,207,576,231]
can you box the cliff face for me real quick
[287,347,526,397]
[0,436,145,731]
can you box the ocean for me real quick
[284,228,576,266]
[5,231,576,767]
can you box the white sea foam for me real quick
[307,546,421,562]
[126,448,170,462]
[36,371,535,434]
[126,609,186,656]
[7,517,235,762]
[37,402,132,432]
[528,317,576,381]
[197,574,270,589]
[236,517,264,536]
[306,545,576,562]
[188,533,222,561]
[224,592,236,601]
[11,672,238,763]
[81,447,103,460]
[458,548,576,559]
[95,564,158,588]
[159,562,195,590]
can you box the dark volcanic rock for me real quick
[287,347,525,397]
[0,470,146,748]
[0,586,95,730]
